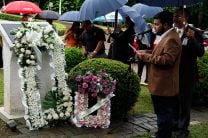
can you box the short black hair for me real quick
[154,11,173,27]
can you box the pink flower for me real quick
[100,72,107,77]
[82,82,88,89]
[92,76,98,82]
[91,93,97,97]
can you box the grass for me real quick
[130,85,154,115]
[135,122,208,138]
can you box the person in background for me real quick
[107,24,123,59]
[79,20,106,58]
[22,14,29,21]
[64,22,81,48]
[109,16,135,63]
[136,23,156,83]
[173,7,205,138]
[135,11,182,138]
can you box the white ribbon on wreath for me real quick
[72,92,115,123]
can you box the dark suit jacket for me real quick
[111,26,135,63]
[140,28,182,96]
[179,26,205,91]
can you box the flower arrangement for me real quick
[11,22,72,130]
[75,71,116,98]
[72,71,116,128]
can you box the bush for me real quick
[64,47,85,72]
[0,13,22,21]
[193,52,208,105]
[68,58,140,119]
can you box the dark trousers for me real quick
[151,95,178,138]
[178,85,194,133]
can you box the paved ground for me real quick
[0,106,207,138]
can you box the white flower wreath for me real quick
[11,22,73,130]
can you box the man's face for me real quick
[153,19,164,35]
[173,12,186,28]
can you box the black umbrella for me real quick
[36,10,60,20]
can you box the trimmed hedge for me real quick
[0,13,22,21]
[193,52,208,105]
[68,58,140,119]
[64,47,85,72]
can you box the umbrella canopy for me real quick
[36,10,60,20]
[59,11,80,22]
[138,0,204,7]
[119,5,148,33]
[132,3,163,18]
[2,1,42,14]
[93,11,123,23]
[79,0,127,21]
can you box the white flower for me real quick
[53,113,59,120]
[63,102,68,107]
[19,54,24,58]
[63,96,68,101]
[47,114,52,120]
[17,59,21,63]
[25,50,31,54]
[30,55,35,59]
[26,59,31,64]
[16,31,22,38]
[20,48,25,53]
[65,112,70,117]
[59,112,64,118]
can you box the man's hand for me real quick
[89,51,97,58]
[186,28,195,39]
[135,50,147,59]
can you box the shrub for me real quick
[68,58,140,119]
[64,47,85,72]
[0,13,21,21]
[193,52,208,105]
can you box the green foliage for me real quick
[64,47,85,72]
[193,52,208,105]
[42,91,58,110]
[68,58,140,119]
[0,13,22,21]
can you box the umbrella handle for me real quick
[113,10,118,33]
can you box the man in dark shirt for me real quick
[80,20,106,58]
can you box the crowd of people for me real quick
[0,6,205,138]
[62,7,205,138]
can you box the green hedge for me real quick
[193,52,208,105]
[64,47,85,72]
[68,58,140,119]
[0,13,22,21]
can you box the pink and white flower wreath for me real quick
[72,71,116,128]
